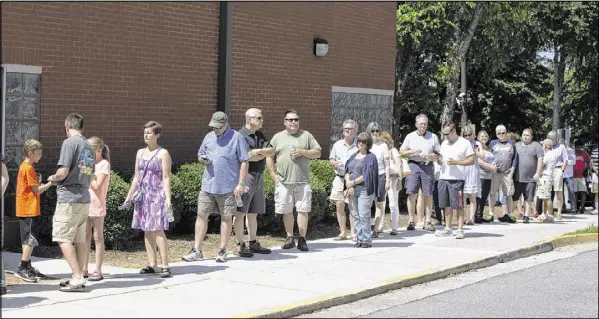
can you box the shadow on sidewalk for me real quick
[3,276,166,297]
[297,241,414,253]
[460,232,504,238]
[0,295,47,309]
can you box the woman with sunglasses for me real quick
[365,122,390,238]
[345,132,379,247]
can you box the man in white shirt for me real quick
[400,114,441,232]
[329,119,358,241]
[435,121,474,239]
[547,131,568,220]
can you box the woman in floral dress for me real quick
[124,121,173,278]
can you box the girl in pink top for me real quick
[84,137,111,281]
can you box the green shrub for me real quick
[103,172,136,250]
[39,187,57,244]
[171,163,205,233]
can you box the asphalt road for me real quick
[300,244,598,318]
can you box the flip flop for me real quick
[333,235,348,241]
[88,271,104,282]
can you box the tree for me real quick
[535,2,597,132]
[440,3,485,125]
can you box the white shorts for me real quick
[275,182,312,214]
[552,168,564,192]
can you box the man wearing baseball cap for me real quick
[182,111,250,263]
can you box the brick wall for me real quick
[229,2,397,155]
[2,2,396,168]
[1,2,220,170]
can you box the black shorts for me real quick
[238,173,266,214]
[513,182,536,202]
[19,216,40,247]
[438,180,465,210]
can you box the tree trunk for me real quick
[552,43,566,131]
[460,58,468,129]
[393,36,415,142]
[441,4,484,124]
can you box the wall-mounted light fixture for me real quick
[313,37,329,57]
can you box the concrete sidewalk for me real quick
[1,214,597,318]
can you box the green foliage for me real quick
[103,172,137,250]
[170,163,205,233]
[394,2,597,143]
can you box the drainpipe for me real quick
[217,2,232,115]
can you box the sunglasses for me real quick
[497,132,506,135]
[371,130,380,133]
[463,134,472,137]
[285,118,299,122]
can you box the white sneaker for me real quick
[182,248,203,262]
[435,228,454,237]
[590,209,598,215]
[455,230,465,239]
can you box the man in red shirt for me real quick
[573,147,591,213]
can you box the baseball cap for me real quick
[209,111,228,129]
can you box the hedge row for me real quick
[38,160,337,250]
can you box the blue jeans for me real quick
[564,178,576,210]
[349,189,374,244]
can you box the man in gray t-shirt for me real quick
[512,129,544,222]
[47,113,94,292]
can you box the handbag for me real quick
[131,147,162,204]
[401,157,411,177]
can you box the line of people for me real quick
[1,110,597,295]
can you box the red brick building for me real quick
[1,2,396,215]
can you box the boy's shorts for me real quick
[19,216,40,247]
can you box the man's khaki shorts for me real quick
[197,191,236,217]
[275,182,312,215]
[329,176,348,203]
[573,178,587,193]
[536,179,553,200]
[552,168,564,192]
[491,171,514,197]
[52,203,89,243]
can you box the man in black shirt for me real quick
[234,108,274,256]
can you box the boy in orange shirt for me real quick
[15,139,53,282]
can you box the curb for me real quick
[237,233,598,318]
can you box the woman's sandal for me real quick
[59,279,87,287]
[88,271,104,282]
[59,283,87,292]
[139,266,156,274]
[160,267,171,278]
[333,235,348,241]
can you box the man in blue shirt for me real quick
[182,111,249,263]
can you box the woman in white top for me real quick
[461,126,480,225]
[380,132,403,235]
[476,130,498,222]
[366,122,391,238]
